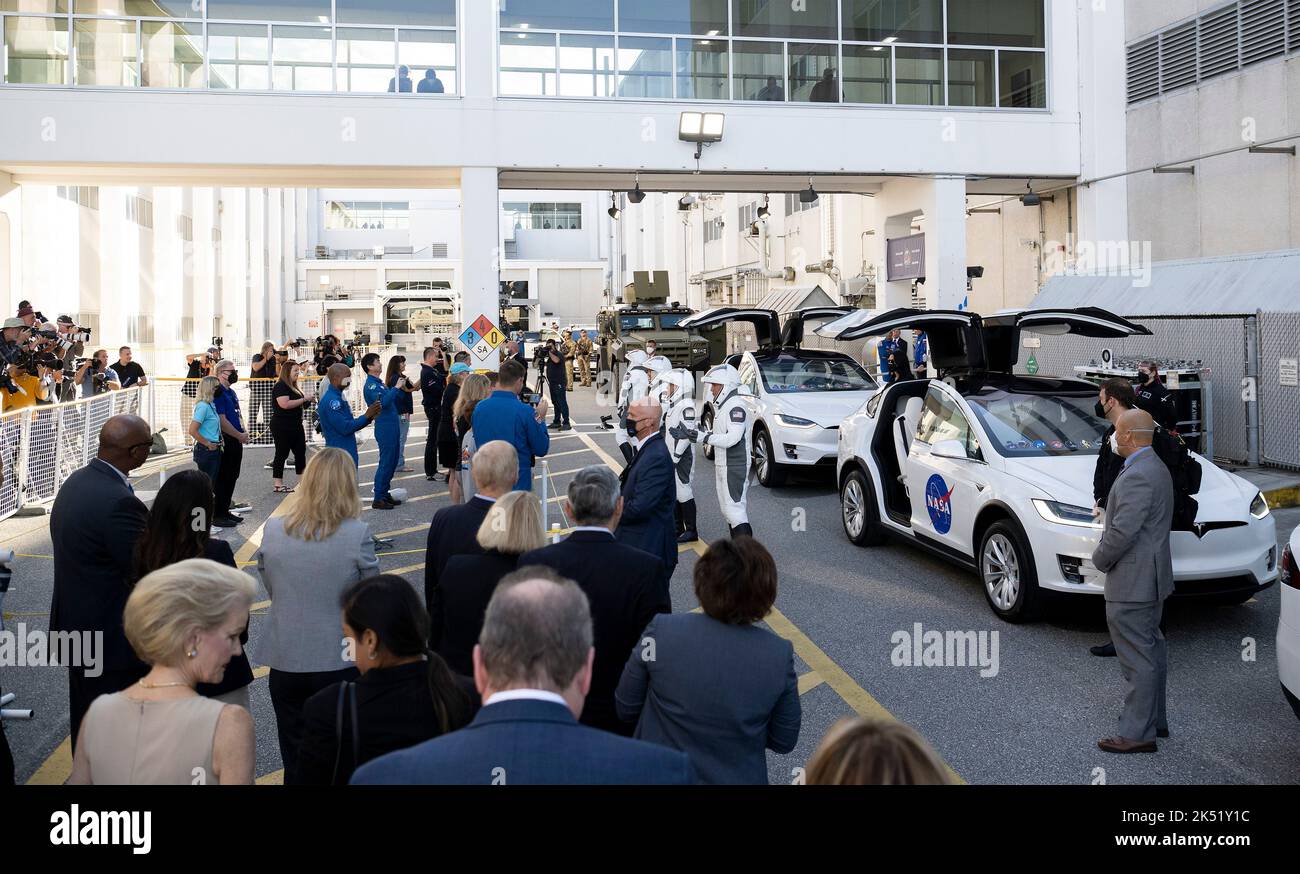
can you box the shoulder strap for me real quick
[330,681,361,785]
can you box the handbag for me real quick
[330,681,360,785]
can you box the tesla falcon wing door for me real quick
[977,307,1153,374]
[815,308,986,373]
[679,307,783,350]
[779,306,856,348]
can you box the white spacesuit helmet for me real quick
[625,349,648,368]
[646,355,672,374]
[701,363,741,395]
[653,367,696,400]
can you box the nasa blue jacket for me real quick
[319,383,370,465]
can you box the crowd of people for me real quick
[0,300,139,411]
[7,405,955,787]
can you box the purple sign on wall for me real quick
[887,233,926,281]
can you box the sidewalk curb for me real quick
[1262,484,1300,510]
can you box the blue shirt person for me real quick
[317,365,379,466]
[471,365,549,491]
[417,70,444,93]
[362,353,405,507]
[876,336,898,384]
[914,331,928,371]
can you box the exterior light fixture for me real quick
[1020,182,1041,206]
[608,193,620,220]
[678,194,696,211]
[756,196,770,219]
[628,173,646,204]
[679,111,725,160]
[799,180,818,204]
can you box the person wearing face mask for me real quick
[319,363,382,468]
[1133,359,1176,431]
[615,398,679,604]
[670,363,753,539]
[1090,409,1174,754]
[362,353,405,510]
[614,349,653,464]
[212,359,250,529]
[655,368,699,543]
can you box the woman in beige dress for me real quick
[69,558,257,785]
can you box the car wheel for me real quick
[753,427,788,487]
[979,520,1041,622]
[701,408,715,461]
[841,467,886,546]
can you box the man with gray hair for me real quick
[351,568,692,785]
[519,466,669,735]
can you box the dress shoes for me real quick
[1097,736,1158,754]
[1089,641,1117,657]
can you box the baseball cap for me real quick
[57,315,74,325]
[450,362,471,375]
[16,305,34,318]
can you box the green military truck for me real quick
[596,270,710,384]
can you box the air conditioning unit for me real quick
[840,276,876,307]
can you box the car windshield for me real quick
[759,357,876,393]
[658,313,691,328]
[619,315,655,331]
[965,389,1106,457]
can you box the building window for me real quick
[785,192,818,214]
[739,202,757,228]
[704,216,724,243]
[57,186,99,210]
[4,16,70,86]
[126,195,154,229]
[325,201,410,230]
[502,202,583,230]
[177,214,193,241]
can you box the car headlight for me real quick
[1249,491,1270,519]
[1032,499,1103,530]
[774,413,817,428]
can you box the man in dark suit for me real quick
[519,466,668,735]
[1091,409,1174,754]
[615,399,678,602]
[49,414,153,750]
[423,440,518,640]
[351,568,694,785]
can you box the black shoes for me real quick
[371,498,396,510]
[214,515,243,528]
[729,523,753,538]
[676,500,699,543]
[1090,641,1118,657]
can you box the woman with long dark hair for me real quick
[270,359,309,493]
[133,469,255,709]
[296,574,477,785]
[384,355,418,473]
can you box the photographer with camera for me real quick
[74,348,121,399]
[182,344,221,444]
[0,318,59,409]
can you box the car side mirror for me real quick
[929,439,969,461]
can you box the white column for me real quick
[459,165,501,361]
[1075,0,1129,264]
[922,176,968,310]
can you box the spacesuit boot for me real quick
[677,499,699,543]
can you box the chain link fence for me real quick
[1018,315,1252,463]
[1258,311,1300,471]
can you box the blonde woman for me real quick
[431,490,545,675]
[806,717,951,785]
[188,375,224,486]
[252,447,378,784]
[450,373,491,504]
[69,558,257,785]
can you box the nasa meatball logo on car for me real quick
[925,474,955,534]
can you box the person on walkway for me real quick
[271,359,310,494]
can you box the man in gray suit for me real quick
[1090,409,1173,753]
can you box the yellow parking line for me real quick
[574,429,625,471]
[256,769,285,785]
[25,737,71,785]
[797,671,825,694]
[386,562,425,577]
[252,666,270,680]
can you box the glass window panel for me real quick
[337,0,456,27]
[272,25,331,91]
[675,38,727,100]
[0,2,67,11]
[499,30,555,96]
[399,29,455,93]
[842,0,942,43]
[141,20,203,88]
[208,23,267,90]
[947,0,1045,48]
[74,1,191,15]
[789,43,838,102]
[207,1,331,23]
[4,15,69,84]
[733,0,837,40]
[618,0,727,35]
[732,40,783,101]
[74,18,137,86]
[559,33,614,97]
[895,46,942,105]
[842,43,890,104]
[616,34,671,98]
[947,48,993,106]
[336,27,394,93]
[499,0,613,32]
[999,50,1045,108]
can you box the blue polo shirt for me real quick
[212,385,243,433]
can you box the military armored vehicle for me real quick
[596,270,710,381]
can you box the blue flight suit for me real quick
[319,382,370,466]
[914,331,928,371]
[877,337,898,384]
[365,374,403,502]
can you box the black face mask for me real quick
[626,421,638,438]
[226,373,239,385]
[1094,401,1107,418]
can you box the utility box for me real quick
[1074,358,1207,453]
